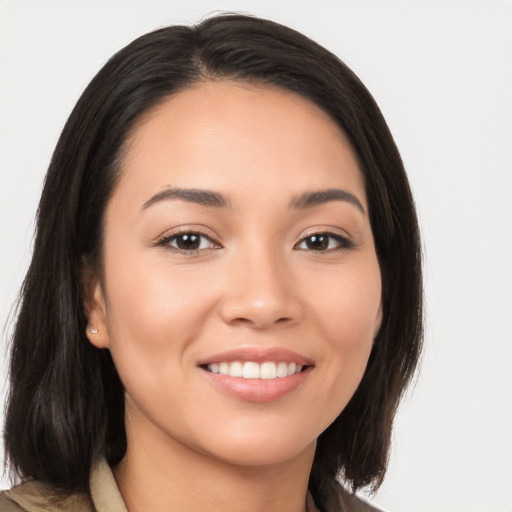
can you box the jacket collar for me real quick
[5,458,126,512]
[6,458,321,512]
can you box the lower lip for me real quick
[200,367,312,402]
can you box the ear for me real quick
[81,260,111,349]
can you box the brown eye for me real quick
[159,232,219,252]
[303,234,329,251]
[174,233,201,250]
[295,233,352,252]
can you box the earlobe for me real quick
[81,261,110,349]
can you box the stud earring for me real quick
[90,328,98,334]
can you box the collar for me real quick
[89,458,128,512]
[6,459,319,512]
[4,459,126,512]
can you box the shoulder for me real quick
[0,492,24,512]
[337,489,383,512]
[313,477,384,512]
[0,481,93,512]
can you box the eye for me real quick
[295,232,353,252]
[157,232,220,253]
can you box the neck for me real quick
[114,407,316,512]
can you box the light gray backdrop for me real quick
[1,1,511,511]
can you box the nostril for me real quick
[218,291,304,329]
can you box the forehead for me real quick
[114,81,366,209]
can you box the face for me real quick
[86,81,382,468]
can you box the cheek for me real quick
[101,249,217,376]
[303,258,381,413]
[307,258,382,345]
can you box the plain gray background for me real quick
[1,1,511,511]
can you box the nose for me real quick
[218,246,304,330]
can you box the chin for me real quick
[199,431,317,469]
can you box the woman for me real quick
[1,14,422,512]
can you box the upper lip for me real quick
[196,347,314,366]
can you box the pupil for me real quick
[307,235,328,250]
[177,234,199,250]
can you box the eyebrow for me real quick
[141,186,365,214]
[141,187,231,210]
[290,188,366,214]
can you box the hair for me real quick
[4,13,422,499]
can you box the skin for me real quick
[85,81,382,512]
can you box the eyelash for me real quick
[155,230,354,254]
[294,231,354,253]
[156,230,220,254]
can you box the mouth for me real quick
[201,361,308,379]
[197,348,314,402]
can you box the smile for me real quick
[198,348,313,402]
[206,361,303,379]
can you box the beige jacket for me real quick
[0,459,380,512]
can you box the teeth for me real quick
[260,362,277,379]
[206,361,305,379]
[277,362,288,377]
[242,362,260,379]
[229,361,243,377]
